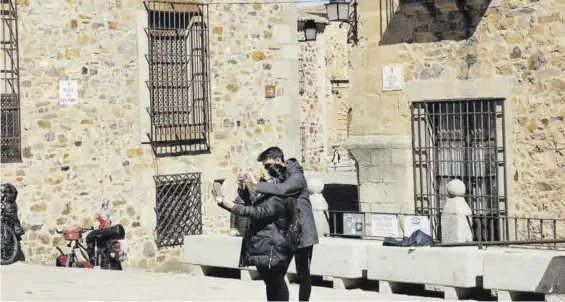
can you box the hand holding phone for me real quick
[246,172,258,186]
[237,173,247,189]
[211,182,224,205]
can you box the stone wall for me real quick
[1,0,299,271]
[324,22,352,149]
[296,7,352,171]
[348,0,565,228]
[299,39,325,171]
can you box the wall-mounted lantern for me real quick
[304,20,318,41]
[298,19,318,42]
[325,0,359,45]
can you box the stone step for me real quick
[326,163,356,172]
[327,160,355,167]
[327,167,356,172]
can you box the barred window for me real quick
[1,0,22,163]
[154,173,202,248]
[411,99,508,242]
[144,1,211,157]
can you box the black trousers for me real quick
[294,246,314,301]
[257,265,289,301]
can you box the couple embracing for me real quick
[216,147,319,301]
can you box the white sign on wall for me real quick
[404,215,431,237]
[382,64,403,91]
[59,80,78,105]
[371,214,399,237]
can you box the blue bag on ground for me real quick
[382,230,434,247]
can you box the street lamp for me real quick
[325,0,359,45]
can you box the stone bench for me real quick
[482,249,565,301]
[287,237,368,289]
[366,245,484,300]
[184,235,368,287]
[183,234,260,280]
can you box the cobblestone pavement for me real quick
[1,263,444,301]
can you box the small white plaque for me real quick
[59,80,78,105]
[404,215,431,237]
[343,213,364,236]
[382,64,403,91]
[371,214,399,237]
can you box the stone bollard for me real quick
[307,177,329,238]
[441,179,473,244]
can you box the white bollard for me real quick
[441,179,473,244]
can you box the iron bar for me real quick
[144,1,211,157]
[436,239,565,248]
[324,209,565,249]
[1,0,21,163]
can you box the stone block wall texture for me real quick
[349,0,565,235]
[299,40,325,171]
[324,22,352,149]
[1,0,299,271]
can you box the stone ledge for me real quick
[405,77,512,102]
[184,235,367,287]
[367,246,484,288]
[343,135,411,150]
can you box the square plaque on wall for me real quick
[382,64,403,91]
[265,85,276,98]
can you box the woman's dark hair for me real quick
[263,163,287,183]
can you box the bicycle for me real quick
[55,223,125,270]
[55,225,95,268]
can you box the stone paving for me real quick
[1,263,445,301]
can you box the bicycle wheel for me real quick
[98,251,110,270]
[1,223,19,265]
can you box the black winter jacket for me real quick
[231,189,292,269]
[254,160,319,248]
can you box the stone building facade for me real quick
[297,13,327,172]
[345,0,565,240]
[297,7,354,172]
[0,0,301,271]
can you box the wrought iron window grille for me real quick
[1,0,22,163]
[144,1,211,157]
[410,98,508,242]
[154,173,202,248]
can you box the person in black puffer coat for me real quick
[1,183,24,239]
[218,163,295,301]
